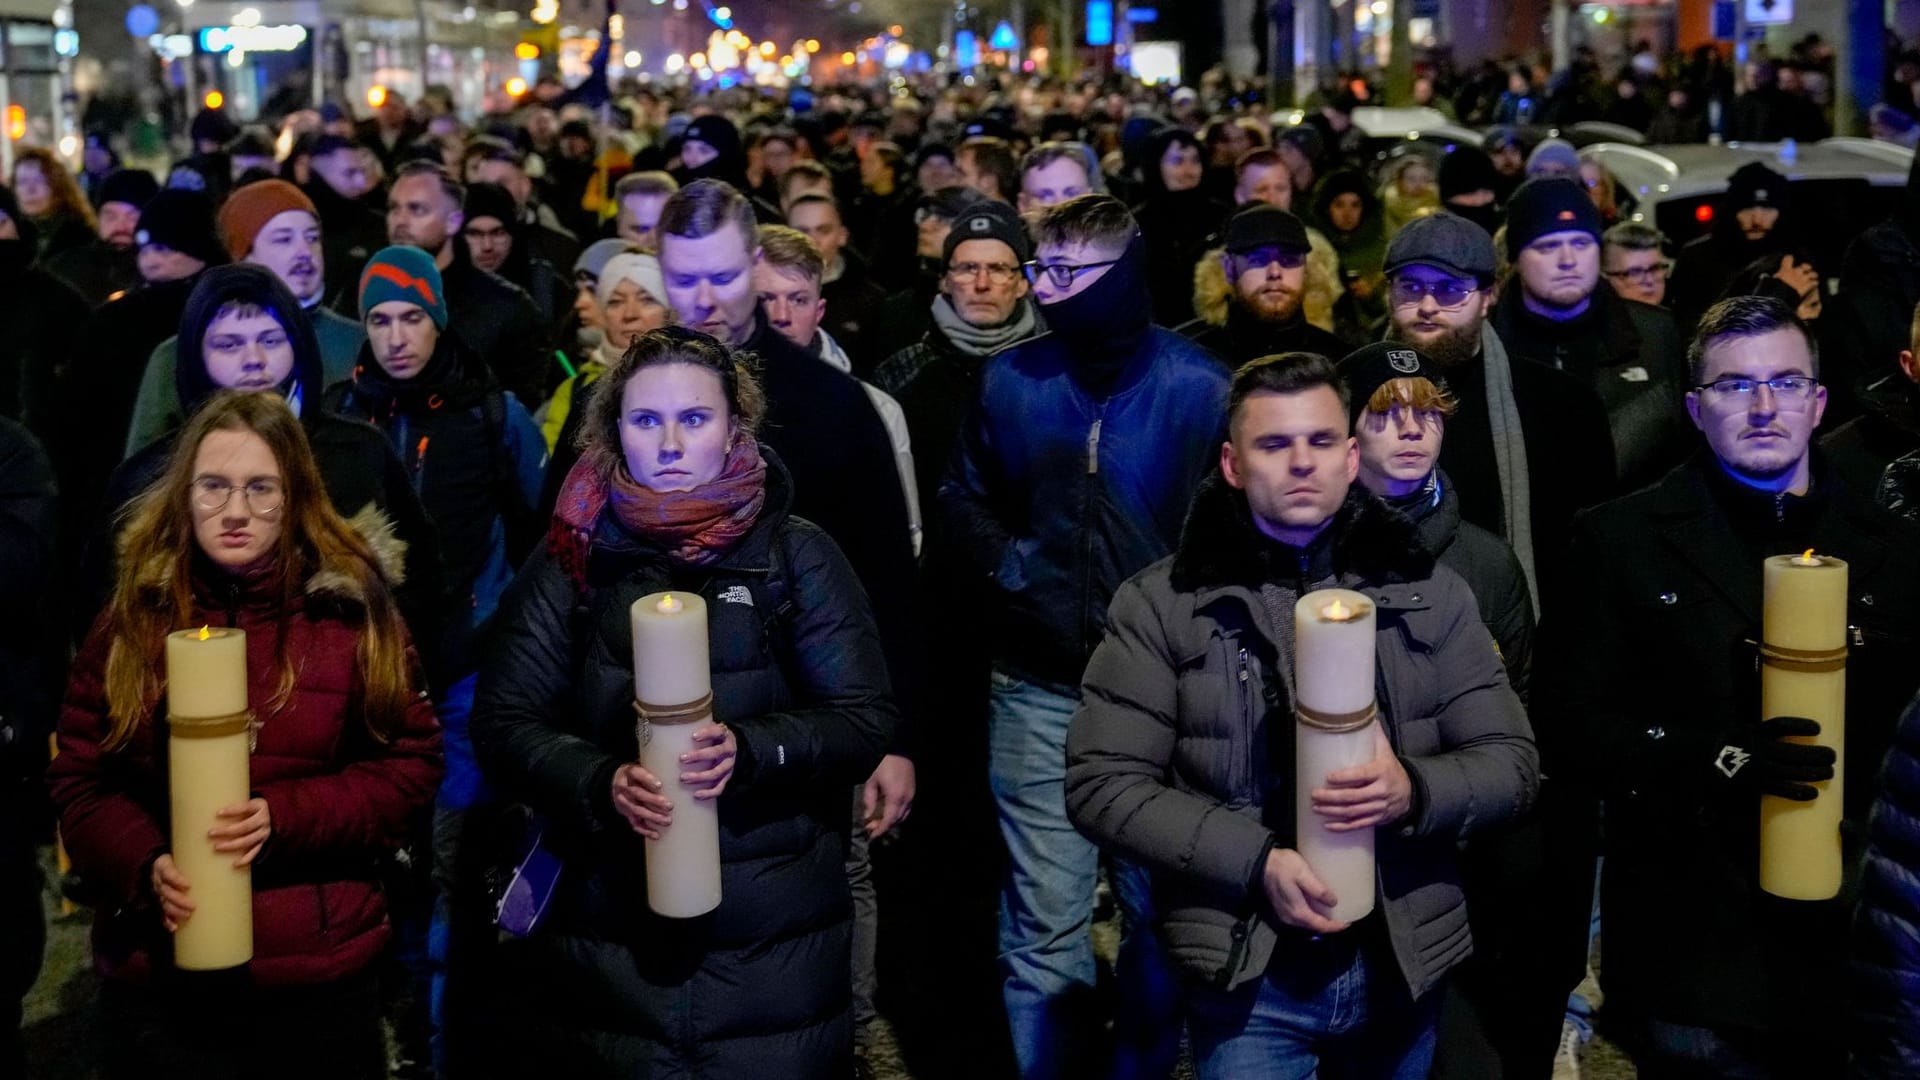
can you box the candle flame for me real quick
[1324,599,1351,621]
[1802,549,1816,561]
[197,625,211,641]
[656,594,681,614]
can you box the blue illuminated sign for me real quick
[989,20,1017,50]
[1128,6,1158,21]
[955,29,978,67]
[1085,0,1112,45]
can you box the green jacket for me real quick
[122,303,365,458]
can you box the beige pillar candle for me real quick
[630,592,722,918]
[164,626,254,970]
[1293,588,1379,924]
[1759,550,1849,901]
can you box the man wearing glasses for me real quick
[942,194,1228,1080]
[1180,204,1346,368]
[1490,178,1689,492]
[1601,222,1673,308]
[1543,295,1920,1077]
[1383,211,1615,613]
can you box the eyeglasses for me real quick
[1023,259,1121,289]
[947,261,1022,284]
[1389,278,1479,309]
[1231,248,1310,272]
[1691,375,1820,407]
[193,478,284,516]
[1603,262,1673,285]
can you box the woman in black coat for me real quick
[468,327,897,1078]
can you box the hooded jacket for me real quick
[47,525,442,990]
[0,187,91,440]
[1313,170,1390,336]
[1669,166,1801,330]
[1065,479,1537,996]
[83,268,448,682]
[467,181,575,346]
[1132,127,1232,328]
[941,233,1231,685]
[469,449,895,1076]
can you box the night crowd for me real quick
[3,55,1920,1080]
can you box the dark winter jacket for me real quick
[820,249,891,378]
[301,178,385,302]
[1177,300,1347,371]
[0,236,90,440]
[1394,471,1534,700]
[44,237,142,307]
[437,247,554,408]
[31,211,96,266]
[1831,214,1920,405]
[1669,215,1796,332]
[1541,453,1920,1036]
[0,418,55,783]
[325,332,546,676]
[1065,479,1538,997]
[1822,383,1920,526]
[46,544,443,989]
[1853,689,1920,1079]
[1133,129,1232,328]
[741,312,923,756]
[469,450,895,1077]
[1490,279,1690,491]
[1427,342,1618,612]
[941,315,1230,686]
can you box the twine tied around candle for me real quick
[1295,701,1378,734]
[632,693,716,749]
[168,709,261,752]
[1759,642,1849,674]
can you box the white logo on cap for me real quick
[1388,349,1421,374]
[1755,188,1769,201]
[971,217,990,232]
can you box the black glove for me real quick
[1713,716,1837,802]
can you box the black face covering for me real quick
[1037,231,1153,394]
[1447,200,1503,237]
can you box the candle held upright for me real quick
[1758,551,1849,900]
[164,626,254,970]
[1293,588,1379,924]
[630,592,723,918]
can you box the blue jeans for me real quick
[1187,943,1438,1080]
[1110,859,1183,1080]
[989,667,1098,1080]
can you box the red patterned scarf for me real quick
[550,440,767,580]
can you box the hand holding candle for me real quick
[1758,550,1849,900]
[164,625,255,969]
[630,591,723,918]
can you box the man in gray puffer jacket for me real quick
[1065,352,1538,1078]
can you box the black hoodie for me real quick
[0,185,90,441]
[1131,127,1231,327]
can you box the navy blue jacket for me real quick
[941,326,1229,686]
[1855,689,1920,1078]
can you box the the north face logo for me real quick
[1387,349,1420,374]
[719,585,754,607]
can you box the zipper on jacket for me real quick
[1237,647,1257,799]
[1086,418,1103,475]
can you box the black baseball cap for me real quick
[1223,204,1311,255]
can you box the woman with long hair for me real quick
[47,391,442,1079]
[12,145,97,263]
[469,327,898,1077]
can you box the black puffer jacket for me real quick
[1854,689,1920,1079]
[469,451,896,1078]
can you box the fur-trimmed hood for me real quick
[1191,235,1342,334]
[134,503,409,611]
[1169,472,1434,593]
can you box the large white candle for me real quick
[1294,588,1379,924]
[1759,551,1849,900]
[630,592,722,918]
[164,626,254,970]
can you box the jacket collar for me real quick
[1495,275,1641,367]
[1170,473,1435,599]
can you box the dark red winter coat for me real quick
[47,535,442,989]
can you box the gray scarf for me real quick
[1481,324,1539,617]
[930,295,1041,357]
